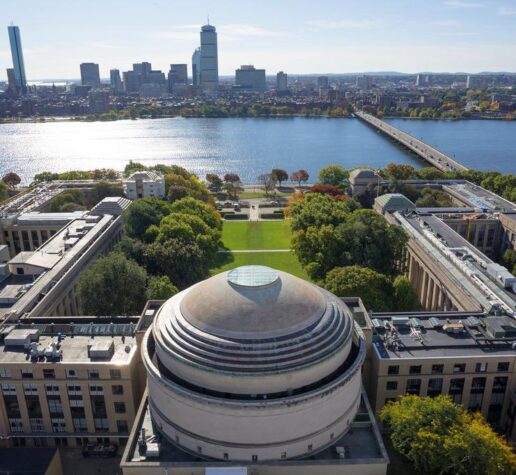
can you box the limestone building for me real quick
[123,172,166,200]
[121,266,388,475]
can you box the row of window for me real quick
[0,368,123,380]
[387,361,510,376]
[2,383,124,397]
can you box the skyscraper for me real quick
[168,64,188,94]
[80,63,101,87]
[276,71,288,92]
[192,47,201,86]
[110,69,123,95]
[200,24,218,91]
[7,25,27,94]
[235,65,266,92]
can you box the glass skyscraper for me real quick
[7,25,27,94]
[200,24,218,91]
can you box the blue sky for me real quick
[2,0,516,80]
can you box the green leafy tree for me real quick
[324,265,394,311]
[170,197,222,230]
[146,275,178,300]
[32,171,59,184]
[79,252,148,315]
[380,395,516,475]
[206,173,223,192]
[0,181,9,202]
[143,239,210,289]
[271,168,288,186]
[502,249,516,275]
[393,275,420,311]
[318,164,349,186]
[49,190,86,212]
[384,163,417,180]
[417,167,445,180]
[123,198,171,240]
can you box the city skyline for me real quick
[1,0,516,81]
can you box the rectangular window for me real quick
[431,364,443,374]
[468,392,484,411]
[409,365,421,375]
[112,385,124,395]
[388,365,399,375]
[88,370,100,380]
[114,402,126,414]
[43,369,55,379]
[0,368,11,379]
[21,369,33,379]
[453,364,466,373]
[449,378,465,404]
[66,369,77,379]
[427,378,443,397]
[110,369,122,380]
[386,381,398,390]
[116,420,128,434]
[406,379,421,395]
[492,377,508,393]
[497,362,510,372]
[475,362,487,373]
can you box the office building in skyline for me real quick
[235,65,266,92]
[110,69,123,95]
[167,64,187,94]
[80,62,100,87]
[7,25,27,94]
[276,71,288,92]
[200,24,218,91]
[191,47,201,87]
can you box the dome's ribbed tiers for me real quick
[152,266,353,394]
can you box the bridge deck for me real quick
[355,111,468,172]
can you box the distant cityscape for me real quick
[1,23,516,119]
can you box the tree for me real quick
[0,181,8,202]
[2,172,21,189]
[324,265,394,311]
[417,167,445,180]
[123,198,171,240]
[224,173,241,184]
[502,249,516,275]
[32,171,59,184]
[290,169,309,186]
[271,168,288,186]
[143,239,210,289]
[89,181,124,207]
[223,182,242,200]
[206,173,223,192]
[170,197,222,230]
[258,173,277,196]
[393,275,419,311]
[380,395,516,475]
[79,252,147,315]
[49,190,85,212]
[318,164,349,187]
[146,275,178,300]
[310,184,348,198]
[383,163,416,180]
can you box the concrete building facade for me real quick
[122,172,165,200]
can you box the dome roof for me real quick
[151,266,353,394]
[179,265,326,339]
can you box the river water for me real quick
[0,117,514,183]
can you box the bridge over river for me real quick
[355,111,469,172]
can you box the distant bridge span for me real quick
[355,111,469,172]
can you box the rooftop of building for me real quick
[370,310,516,360]
[14,210,87,226]
[124,170,164,182]
[121,390,388,469]
[349,168,378,180]
[375,193,416,211]
[395,210,516,316]
[0,447,59,475]
[443,182,516,213]
[0,320,137,365]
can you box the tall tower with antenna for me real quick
[199,21,218,91]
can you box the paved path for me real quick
[218,249,291,253]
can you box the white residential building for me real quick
[123,172,166,200]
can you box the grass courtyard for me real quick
[211,220,309,280]
[221,220,292,250]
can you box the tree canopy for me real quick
[146,275,178,300]
[393,275,420,311]
[318,164,349,187]
[271,168,288,185]
[290,169,309,186]
[78,252,148,316]
[380,395,516,475]
[123,198,171,240]
[324,265,394,311]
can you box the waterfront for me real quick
[0,117,515,183]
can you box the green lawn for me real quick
[222,220,292,250]
[210,251,309,280]
[239,191,292,199]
